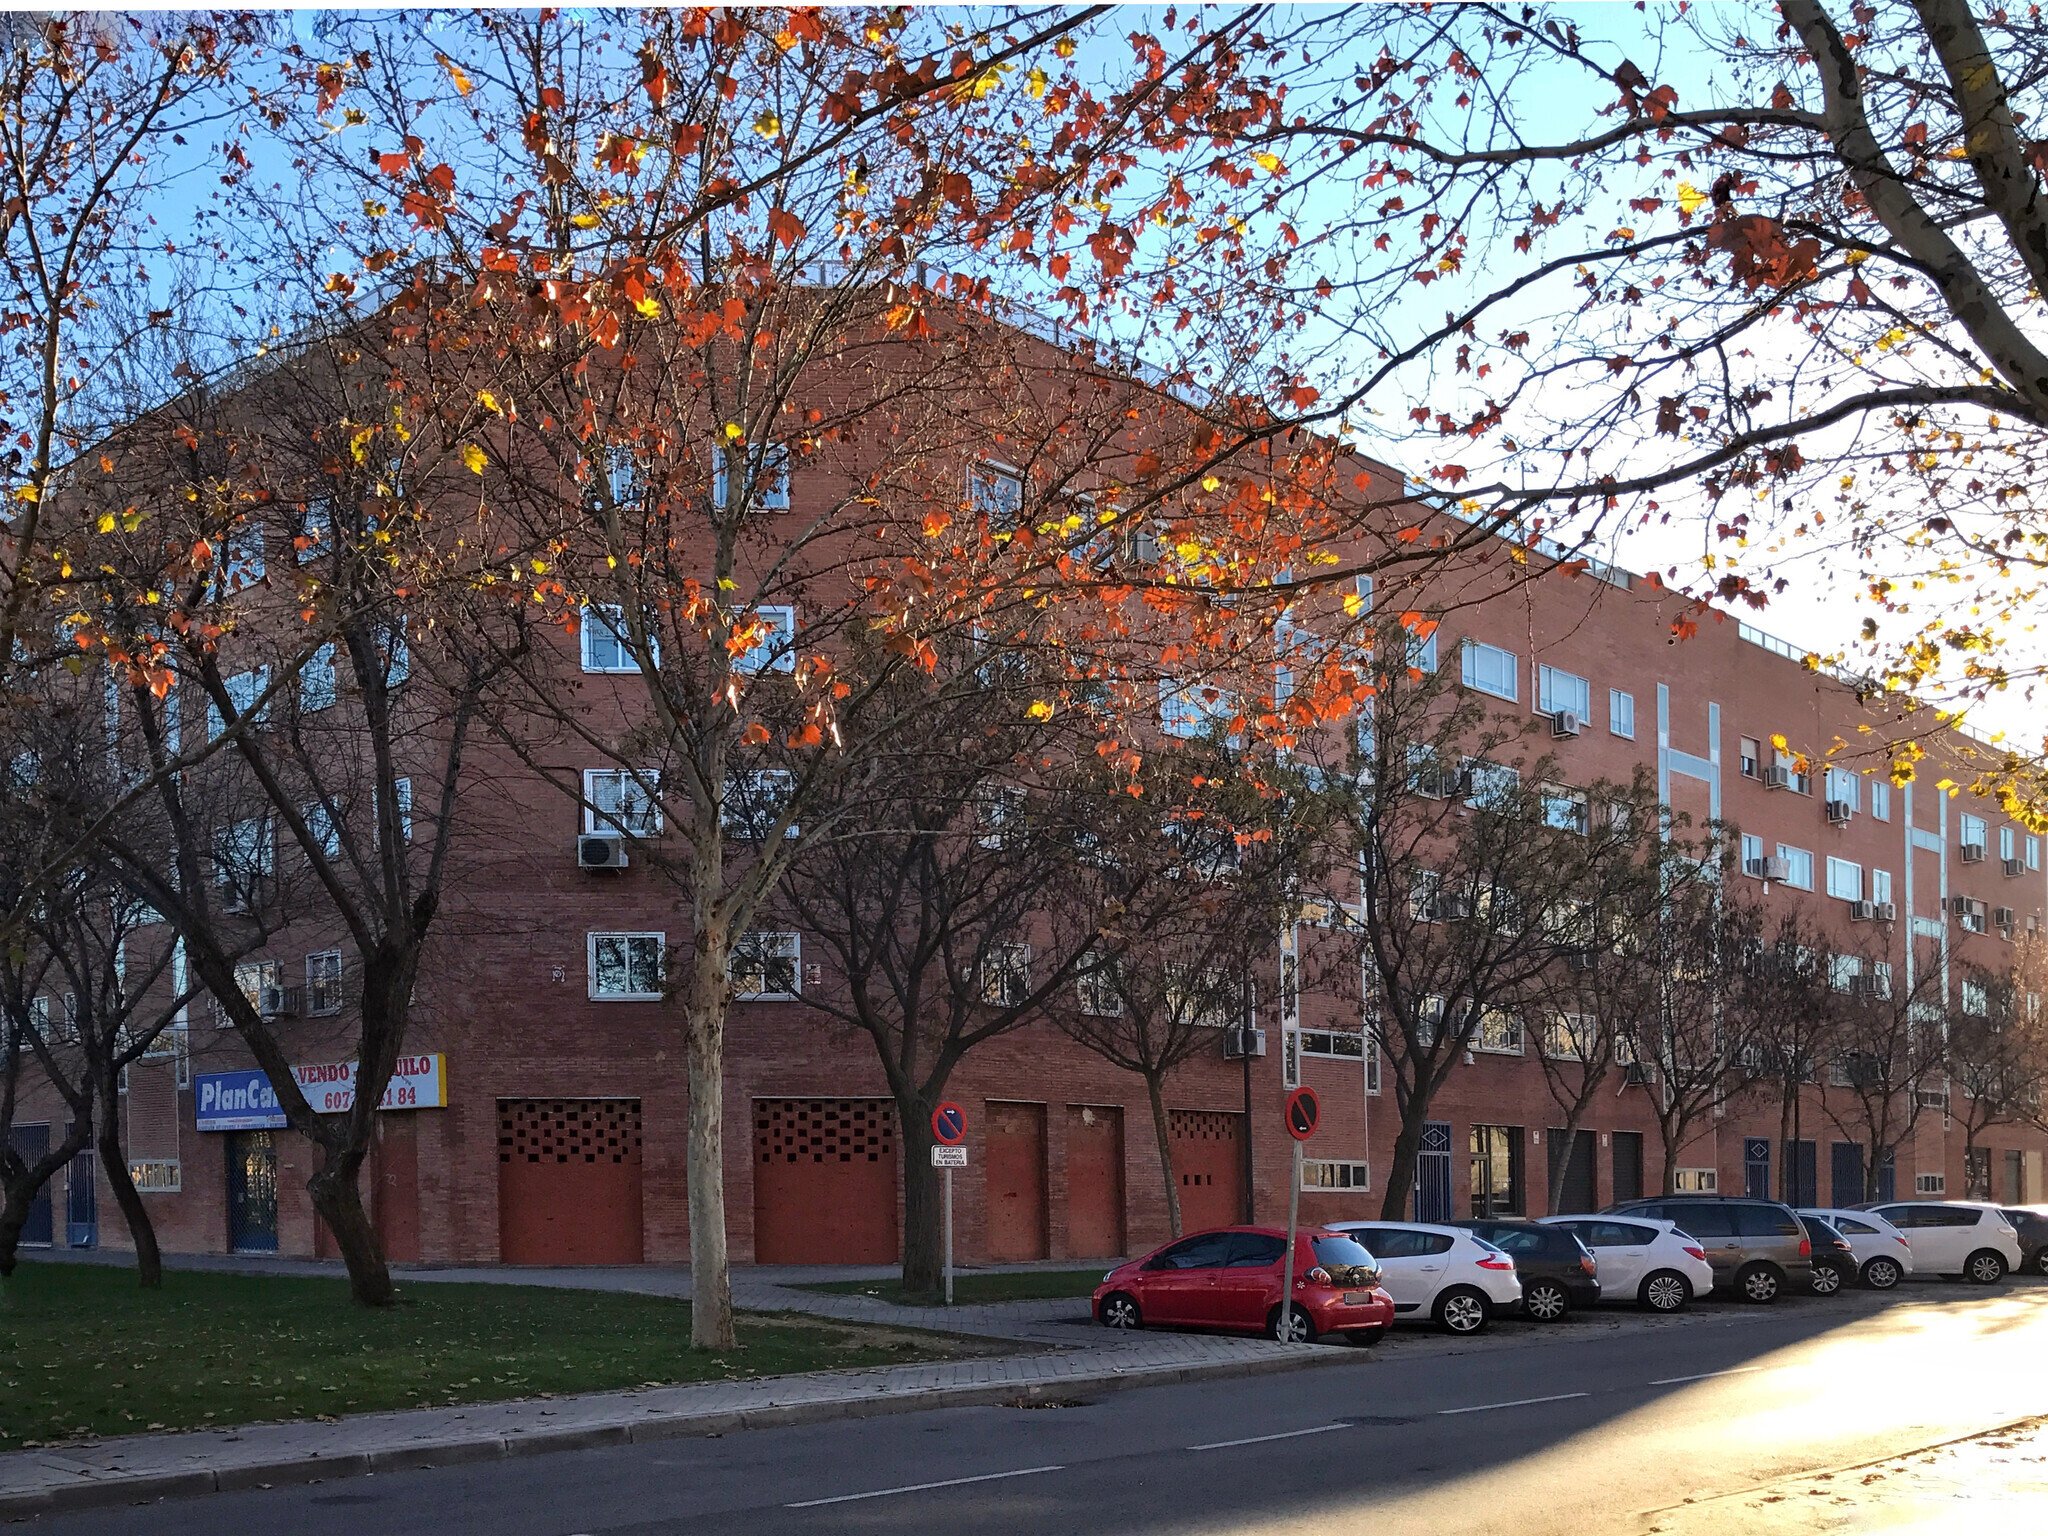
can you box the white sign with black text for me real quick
[931,1144,968,1167]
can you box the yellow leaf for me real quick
[1026,65,1048,99]
[1027,700,1054,720]
[477,390,503,415]
[1342,592,1364,616]
[1675,182,1706,215]
[1252,151,1285,176]
[633,295,662,320]
[1175,539,1203,560]
[724,422,743,440]
[1200,475,1221,491]
[438,54,472,96]
[13,484,37,502]
[462,443,487,475]
[753,110,781,137]
[350,426,376,464]
[96,512,115,533]
[569,213,602,230]
[1770,733,1788,752]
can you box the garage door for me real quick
[1169,1109,1245,1232]
[986,1101,1048,1262]
[1065,1105,1125,1258]
[753,1099,897,1264]
[498,1099,643,1265]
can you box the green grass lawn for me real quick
[796,1268,1108,1306]
[0,1262,993,1450]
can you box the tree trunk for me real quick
[1659,1122,1684,1194]
[1379,1098,1427,1221]
[1545,1113,1581,1215]
[1144,1070,1181,1239]
[97,1113,161,1288]
[1777,1083,1797,1204]
[683,982,735,1349]
[900,1090,944,1293]
[308,1147,395,1307]
[0,1124,91,1278]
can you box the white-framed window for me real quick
[713,440,792,512]
[1915,1172,1947,1195]
[1300,1159,1371,1192]
[1825,767,1860,809]
[1076,953,1123,1017]
[1962,979,1988,1016]
[395,777,412,842]
[1829,954,1862,993]
[216,522,266,594]
[1871,961,1893,999]
[722,769,796,839]
[1166,964,1242,1029]
[1870,780,1890,820]
[1407,626,1438,674]
[207,667,270,740]
[581,603,639,673]
[1740,832,1765,873]
[1960,813,1988,850]
[1461,640,1518,701]
[213,818,272,910]
[1410,869,1444,922]
[1738,736,1761,778]
[303,801,341,858]
[583,769,662,836]
[974,785,1027,849]
[306,950,343,1015]
[1776,844,1815,890]
[1352,574,1374,614]
[589,932,665,1000]
[2001,826,2016,862]
[980,942,1031,1007]
[730,932,800,1000]
[1159,677,1233,739]
[735,606,796,675]
[1540,1013,1590,1060]
[1673,1168,1719,1193]
[296,499,331,563]
[1414,993,1445,1049]
[300,643,337,712]
[1538,665,1590,719]
[220,960,279,1027]
[1542,784,1589,835]
[969,461,1024,529]
[1864,868,1892,907]
[601,444,643,507]
[2029,836,2042,871]
[1300,1028,1365,1060]
[1825,856,1862,902]
[1474,1008,1523,1055]
[1609,689,1635,739]
[1463,757,1519,811]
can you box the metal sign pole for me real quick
[1284,1138,1302,1341]
[944,1167,955,1307]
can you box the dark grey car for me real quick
[1604,1196,1814,1302]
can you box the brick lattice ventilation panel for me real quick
[498,1099,643,1165]
[755,1099,896,1165]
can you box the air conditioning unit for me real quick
[1960,842,1986,864]
[1551,709,1582,739]
[1439,893,1473,921]
[1745,856,1792,881]
[1825,800,1853,824]
[1848,900,1874,922]
[1765,764,1795,790]
[577,833,629,870]
[1996,906,2016,929]
[1949,895,1974,916]
[1565,951,1597,972]
[1623,1062,1651,1087]
[2004,858,2026,878]
[1872,901,1897,922]
[1221,1025,1267,1060]
[257,985,301,1020]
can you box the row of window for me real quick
[580,603,794,676]
[211,786,411,907]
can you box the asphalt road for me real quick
[31,1278,2048,1536]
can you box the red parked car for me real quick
[1093,1225,1394,1344]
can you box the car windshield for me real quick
[1311,1235,1377,1270]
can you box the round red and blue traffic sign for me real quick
[1285,1086,1320,1142]
[932,1101,967,1146]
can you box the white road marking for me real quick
[1186,1424,1352,1451]
[1437,1391,1590,1416]
[1649,1366,1769,1386]
[785,1465,1066,1508]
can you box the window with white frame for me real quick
[1407,625,1438,674]
[584,769,662,836]
[1870,780,1890,820]
[1960,813,1988,850]
[303,801,341,858]
[1825,856,1863,902]
[300,644,337,712]
[2030,835,2042,871]
[1463,758,1519,811]
[394,777,412,842]
[1915,1172,1946,1195]
[306,950,343,1015]
[2001,825,2016,862]
[714,441,791,512]
[589,932,665,1000]
[1415,993,1445,1048]
[216,523,266,595]
[735,606,796,675]
[1474,1008,1523,1055]
[1300,1028,1365,1060]
[601,444,643,507]
[1825,767,1859,809]
[581,604,638,673]
[1165,964,1242,1028]
[1461,640,1518,701]
[296,499,331,563]
[213,818,272,910]
[722,769,796,839]
[1777,844,1815,890]
[730,932,800,999]
[1871,868,1893,906]
[1159,678,1233,739]
[220,960,279,1026]
[1870,961,1893,999]
[1076,952,1123,1017]
[969,462,1024,529]
[974,785,1027,849]
[1829,954,1862,993]
[1410,869,1444,922]
[1542,783,1589,834]
[1352,574,1373,614]
[1609,688,1635,739]
[980,942,1031,1007]
[1540,1013,1590,1060]
[1301,1159,1371,1192]
[1741,832,1765,873]
[1774,748,1810,794]
[1538,665,1591,719]
[1962,979,1989,1016]
[207,667,269,740]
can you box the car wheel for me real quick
[1433,1286,1490,1336]
[1639,1270,1690,1313]
[1966,1249,2008,1285]
[1522,1279,1570,1322]
[1100,1292,1142,1330]
[2034,1249,2048,1278]
[1346,1326,1388,1346]
[1736,1263,1782,1304]
[1269,1303,1317,1344]
[1861,1256,1902,1290]
[1810,1260,1845,1296]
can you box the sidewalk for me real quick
[0,1330,1358,1518]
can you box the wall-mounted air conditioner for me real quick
[578,833,629,870]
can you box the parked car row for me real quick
[1091,1197,2033,1344]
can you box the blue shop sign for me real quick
[194,1069,287,1132]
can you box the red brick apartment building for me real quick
[11,311,2048,1273]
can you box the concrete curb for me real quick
[0,1344,1361,1519]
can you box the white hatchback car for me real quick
[1859,1200,2023,1283]
[1538,1215,1718,1313]
[1799,1207,1915,1289]
[1323,1221,1522,1335]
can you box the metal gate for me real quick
[1168,1109,1246,1232]
[1547,1129,1597,1214]
[497,1099,644,1265]
[1744,1138,1771,1201]
[752,1099,897,1264]
[1414,1120,1454,1223]
[227,1130,279,1253]
[7,1124,52,1247]
[65,1123,95,1248]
